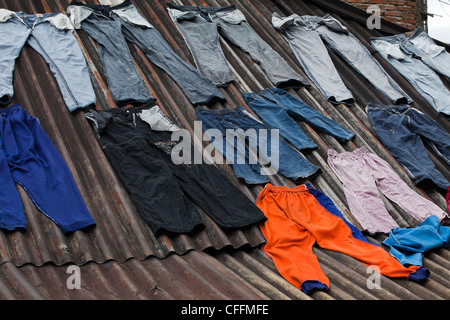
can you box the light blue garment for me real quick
[383,215,450,266]
[371,34,450,117]
[0,11,96,113]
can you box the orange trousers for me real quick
[256,184,428,294]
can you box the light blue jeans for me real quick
[272,13,411,106]
[0,12,96,113]
[371,34,450,117]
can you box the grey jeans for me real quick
[67,1,225,106]
[0,10,96,113]
[167,4,309,90]
[371,34,450,117]
[272,13,411,106]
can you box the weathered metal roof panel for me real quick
[0,0,448,300]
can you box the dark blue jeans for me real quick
[243,88,355,151]
[367,102,450,190]
[196,106,321,184]
[0,105,96,234]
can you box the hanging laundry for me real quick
[243,88,355,150]
[256,183,429,295]
[327,147,448,234]
[86,104,266,236]
[383,215,450,266]
[371,33,450,117]
[272,13,411,106]
[0,9,95,113]
[0,105,96,234]
[196,106,321,185]
[166,4,309,90]
[67,1,225,106]
[366,101,450,191]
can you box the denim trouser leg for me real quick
[172,17,234,87]
[168,5,309,89]
[215,17,309,89]
[367,103,450,190]
[407,28,450,79]
[243,89,355,148]
[0,15,96,112]
[197,107,321,184]
[80,14,153,105]
[308,16,411,105]
[371,38,450,117]
[119,19,225,105]
[0,105,96,234]
[27,22,97,113]
[243,92,318,151]
[0,18,31,105]
[272,13,355,105]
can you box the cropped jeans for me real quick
[167,4,309,89]
[0,9,96,113]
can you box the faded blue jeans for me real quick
[196,106,321,185]
[167,4,309,89]
[272,13,411,106]
[371,34,450,117]
[68,1,225,106]
[243,88,355,151]
[367,101,450,190]
[0,10,96,113]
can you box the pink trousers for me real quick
[328,147,448,234]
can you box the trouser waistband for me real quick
[69,0,132,16]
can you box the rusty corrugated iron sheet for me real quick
[0,0,448,300]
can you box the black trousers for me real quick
[87,107,266,236]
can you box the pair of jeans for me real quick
[243,88,355,151]
[257,183,429,294]
[366,102,450,190]
[371,34,450,117]
[167,4,309,89]
[67,1,225,106]
[85,105,266,236]
[0,105,96,234]
[272,13,411,106]
[0,10,96,113]
[327,147,448,234]
[406,28,450,79]
[196,106,321,185]
[383,215,450,266]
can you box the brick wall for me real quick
[341,0,424,30]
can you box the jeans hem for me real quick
[292,167,322,184]
[193,93,227,106]
[275,79,310,90]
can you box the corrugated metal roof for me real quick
[0,0,448,300]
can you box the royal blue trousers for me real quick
[0,105,95,234]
